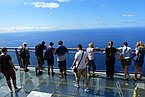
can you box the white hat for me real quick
[23,42,27,46]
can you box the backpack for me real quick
[44,47,53,60]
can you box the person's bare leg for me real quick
[124,66,128,79]
[12,80,18,89]
[139,66,143,80]
[24,64,27,71]
[6,80,12,90]
[134,66,138,80]
[76,78,80,87]
[48,65,50,73]
[51,66,54,73]
[38,64,41,72]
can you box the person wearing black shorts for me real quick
[45,42,55,76]
[118,42,132,80]
[55,41,68,78]
[0,48,21,93]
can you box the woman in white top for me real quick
[86,42,99,75]
[118,42,132,80]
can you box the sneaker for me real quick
[24,69,29,72]
[52,72,55,76]
[48,72,50,75]
[15,86,21,92]
[59,75,63,78]
[84,88,89,92]
[39,71,43,75]
[74,84,80,88]
[9,89,13,93]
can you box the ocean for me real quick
[1,27,145,74]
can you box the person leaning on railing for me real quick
[133,41,145,81]
[35,41,46,75]
[117,42,132,80]
[103,41,117,80]
[0,48,21,93]
[20,42,30,72]
[86,42,99,76]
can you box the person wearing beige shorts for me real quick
[72,44,89,92]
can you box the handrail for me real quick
[0,47,106,54]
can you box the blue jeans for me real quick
[88,60,96,72]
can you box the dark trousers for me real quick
[88,60,96,72]
[105,58,115,78]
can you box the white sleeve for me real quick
[117,47,122,50]
[74,53,78,60]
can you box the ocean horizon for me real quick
[1,27,145,74]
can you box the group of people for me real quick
[103,41,145,81]
[34,41,68,78]
[0,40,145,93]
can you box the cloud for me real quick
[96,17,101,19]
[24,2,59,9]
[0,26,53,33]
[56,0,71,3]
[122,14,135,17]
[32,2,59,9]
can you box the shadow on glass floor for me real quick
[0,67,142,97]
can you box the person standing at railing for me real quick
[55,41,68,78]
[0,48,21,93]
[118,42,132,80]
[20,42,30,72]
[86,42,99,77]
[71,44,89,92]
[133,41,145,81]
[35,41,46,75]
[103,41,117,80]
[44,42,55,76]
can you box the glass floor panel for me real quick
[0,67,144,97]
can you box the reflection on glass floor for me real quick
[0,67,144,97]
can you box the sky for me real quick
[0,0,145,32]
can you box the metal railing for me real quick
[1,47,145,75]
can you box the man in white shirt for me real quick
[72,44,89,92]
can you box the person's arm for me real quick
[55,48,58,55]
[103,48,107,54]
[136,49,140,55]
[52,48,56,54]
[71,59,77,68]
[93,47,100,51]
[115,48,117,55]
[86,57,89,66]
[9,60,17,71]
[71,53,78,68]
[65,47,69,53]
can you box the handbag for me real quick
[118,48,123,61]
[118,53,123,61]
[72,51,84,73]
[131,52,141,62]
